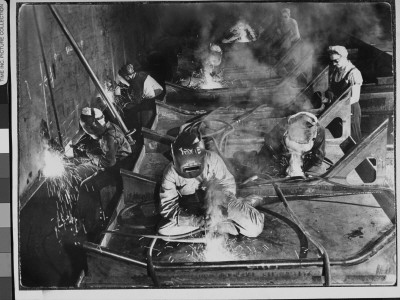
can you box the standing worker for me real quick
[322,46,363,143]
[158,130,264,237]
[75,107,133,241]
[275,8,301,52]
[115,61,164,142]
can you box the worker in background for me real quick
[274,8,301,53]
[115,61,164,142]
[158,130,264,237]
[221,18,257,44]
[75,107,133,241]
[320,46,363,143]
[234,112,325,178]
[202,43,224,82]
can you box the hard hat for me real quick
[171,131,206,178]
[79,107,106,139]
[286,112,318,144]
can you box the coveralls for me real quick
[76,122,132,240]
[276,17,301,50]
[159,151,264,237]
[327,61,363,143]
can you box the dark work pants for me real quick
[123,98,156,144]
[76,168,121,239]
[351,102,362,143]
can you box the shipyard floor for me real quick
[19,134,395,288]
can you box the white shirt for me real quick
[115,74,163,99]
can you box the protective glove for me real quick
[324,91,335,103]
[86,152,101,167]
[177,213,205,227]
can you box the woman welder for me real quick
[322,45,363,143]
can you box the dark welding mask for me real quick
[79,107,106,140]
[171,131,206,179]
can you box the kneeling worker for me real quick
[76,107,133,241]
[158,131,264,237]
[235,112,325,178]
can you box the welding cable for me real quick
[239,174,296,186]
[102,227,204,240]
[147,238,160,287]
[155,100,207,115]
[188,118,234,139]
[271,182,331,286]
[102,230,206,244]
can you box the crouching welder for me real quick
[234,112,325,178]
[76,107,133,241]
[158,131,264,238]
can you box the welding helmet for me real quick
[171,131,206,178]
[79,107,106,140]
[286,112,318,144]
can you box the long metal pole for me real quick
[48,5,133,143]
[33,6,64,147]
[82,242,147,268]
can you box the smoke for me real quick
[202,178,231,232]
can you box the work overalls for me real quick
[329,67,362,143]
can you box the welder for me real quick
[221,18,257,44]
[202,43,223,83]
[273,8,301,54]
[115,61,164,142]
[75,107,133,241]
[320,45,363,143]
[234,112,325,178]
[158,130,264,237]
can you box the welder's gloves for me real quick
[177,212,205,227]
[86,152,101,167]
[324,91,335,104]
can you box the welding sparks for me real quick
[41,144,97,243]
[201,235,237,261]
[43,149,66,178]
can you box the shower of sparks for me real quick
[202,234,237,261]
[43,145,97,241]
[200,72,223,89]
[187,236,248,262]
[43,149,66,178]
